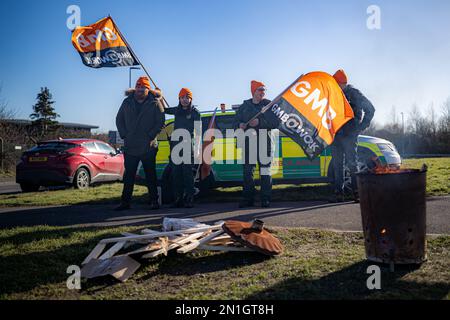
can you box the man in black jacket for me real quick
[234,80,280,208]
[332,69,375,202]
[115,76,165,210]
[165,88,202,208]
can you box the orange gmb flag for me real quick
[71,16,139,68]
[265,71,354,159]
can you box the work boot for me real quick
[114,202,130,211]
[239,199,255,208]
[149,200,160,210]
[171,197,184,208]
[261,200,271,208]
[331,192,344,203]
[353,192,360,203]
[184,196,194,208]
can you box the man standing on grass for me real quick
[331,69,375,202]
[165,88,202,208]
[115,76,165,210]
[234,80,280,208]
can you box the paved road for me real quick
[0,196,448,234]
[0,181,21,195]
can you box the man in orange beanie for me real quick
[331,69,375,202]
[233,80,280,208]
[333,69,348,89]
[115,76,165,211]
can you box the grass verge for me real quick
[0,225,448,300]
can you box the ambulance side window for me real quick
[201,117,211,134]
[215,115,235,134]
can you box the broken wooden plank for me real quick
[81,256,141,282]
[207,235,232,246]
[197,245,255,252]
[98,241,126,260]
[82,243,107,265]
[168,232,206,250]
[177,230,224,254]
[141,248,166,259]
[123,241,163,256]
[138,237,169,259]
[99,225,223,244]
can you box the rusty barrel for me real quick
[356,168,427,264]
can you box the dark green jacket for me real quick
[165,104,201,137]
[116,89,165,156]
[338,85,375,137]
[233,98,279,130]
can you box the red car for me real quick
[16,139,124,192]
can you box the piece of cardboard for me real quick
[81,256,141,282]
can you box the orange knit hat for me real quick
[251,80,265,96]
[333,69,348,85]
[179,88,193,100]
[136,76,151,90]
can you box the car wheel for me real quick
[161,164,175,204]
[74,168,90,190]
[20,183,40,192]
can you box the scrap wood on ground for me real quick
[81,218,283,282]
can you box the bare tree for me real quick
[0,87,26,173]
[439,97,450,133]
[0,86,16,120]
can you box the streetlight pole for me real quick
[129,66,141,88]
[400,112,405,156]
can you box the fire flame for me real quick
[368,157,403,174]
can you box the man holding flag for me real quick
[331,69,375,202]
[72,16,169,210]
[234,80,280,208]
[115,77,165,210]
[242,71,355,203]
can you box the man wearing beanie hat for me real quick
[233,80,280,208]
[331,69,376,202]
[115,76,165,210]
[165,87,201,208]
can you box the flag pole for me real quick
[194,107,218,182]
[244,74,304,127]
[110,16,171,109]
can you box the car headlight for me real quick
[377,143,397,153]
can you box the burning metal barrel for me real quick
[356,166,427,264]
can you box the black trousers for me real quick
[121,149,158,204]
[243,162,272,201]
[242,132,272,202]
[330,133,358,194]
[172,163,195,199]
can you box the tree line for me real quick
[364,99,450,155]
[0,87,107,173]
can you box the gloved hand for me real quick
[150,139,158,148]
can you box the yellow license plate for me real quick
[29,157,48,162]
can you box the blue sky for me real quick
[1,0,449,132]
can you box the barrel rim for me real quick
[356,169,426,176]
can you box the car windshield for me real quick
[28,142,77,153]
